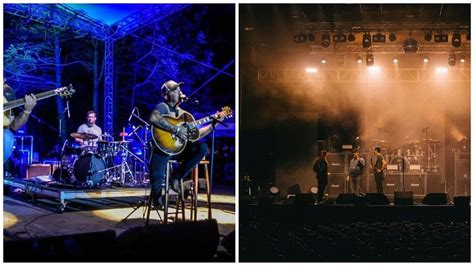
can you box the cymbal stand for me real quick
[128,110,152,183]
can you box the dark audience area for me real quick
[240,205,470,262]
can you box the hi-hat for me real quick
[70,132,98,140]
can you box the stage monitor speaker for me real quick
[366,193,390,205]
[335,193,355,205]
[422,193,448,205]
[4,230,116,262]
[394,191,413,206]
[116,219,219,262]
[454,196,470,207]
[294,193,315,206]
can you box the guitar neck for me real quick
[190,114,217,127]
[4,90,57,111]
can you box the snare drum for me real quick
[98,141,122,157]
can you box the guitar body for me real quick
[152,113,199,155]
[151,106,232,155]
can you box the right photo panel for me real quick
[239,4,470,262]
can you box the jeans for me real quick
[350,175,362,194]
[3,129,15,164]
[149,142,208,197]
[374,172,384,193]
[316,175,328,202]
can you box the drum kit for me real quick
[53,131,145,188]
[371,138,440,173]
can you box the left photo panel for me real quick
[3,3,235,262]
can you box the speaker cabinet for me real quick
[368,173,400,194]
[327,153,346,174]
[327,174,346,195]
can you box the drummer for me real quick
[74,110,103,151]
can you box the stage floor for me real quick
[4,183,235,247]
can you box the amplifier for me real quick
[26,164,52,179]
[327,174,346,195]
[327,153,346,174]
[402,173,427,195]
[368,173,400,194]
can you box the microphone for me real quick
[66,100,70,118]
[128,107,136,122]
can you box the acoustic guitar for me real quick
[3,84,75,126]
[152,106,232,155]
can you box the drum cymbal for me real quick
[70,132,98,140]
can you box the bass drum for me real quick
[73,154,106,187]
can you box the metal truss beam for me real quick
[295,22,469,32]
[257,68,470,83]
[104,38,114,135]
[109,4,191,41]
[4,4,109,40]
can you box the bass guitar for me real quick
[3,84,75,126]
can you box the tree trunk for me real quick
[54,30,66,144]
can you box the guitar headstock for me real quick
[56,84,75,99]
[217,106,233,119]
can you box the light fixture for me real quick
[436,67,448,73]
[333,32,347,42]
[424,30,433,41]
[460,54,466,63]
[356,55,363,64]
[452,32,461,47]
[321,58,327,64]
[366,52,374,66]
[294,33,307,43]
[269,186,280,195]
[434,32,448,42]
[306,67,318,73]
[402,32,419,54]
[307,32,316,42]
[389,32,397,42]
[309,186,318,194]
[423,55,429,63]
[373,31,386,42]
[448,52,456,66]
[348,32,356,42]
[393,56,398,64]
[321,32,330,47]
[362,33,371,48]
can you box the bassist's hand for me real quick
[24,94,37,112]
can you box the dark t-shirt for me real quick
[374,154,384,172]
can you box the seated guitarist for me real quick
[148,80,222,207]
[3,82,37,164]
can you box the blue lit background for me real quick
[4,4,235,181]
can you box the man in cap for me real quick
[148,80,220,208]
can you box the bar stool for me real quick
[145,160,186,225]
[189,160,212,221]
